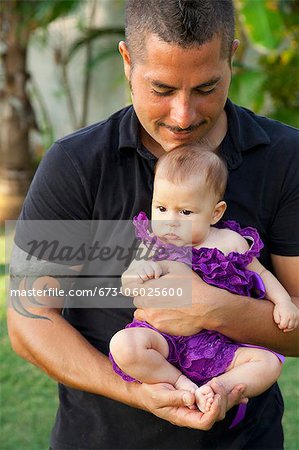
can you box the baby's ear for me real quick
[211,201,227,225]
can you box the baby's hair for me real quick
[155,147,228,200]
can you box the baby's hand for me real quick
[273,302,299,332]
[136,261,163,282]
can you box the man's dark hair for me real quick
[125,0,235,62]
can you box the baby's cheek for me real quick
[151,220,162,237]
[181,224,193,242]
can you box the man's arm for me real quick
[7,278,246,430]
[133,258,299,356]
[246,256,298,332]
[216,254,299,352]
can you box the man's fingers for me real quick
[210,379,247,412]
[209,378,226,396]
[182,391,196,408]
[141,383,224,430]
[134,308,146,321]
[227,384,247,410]
[154,387,195,408]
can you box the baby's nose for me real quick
[167,219,180,228]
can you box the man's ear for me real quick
[119,41,132,81]
[232,39,239,55]
[211,201,227,225]
[230,39,239,65]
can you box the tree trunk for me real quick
[0,1,35,223]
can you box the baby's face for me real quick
[151,176,218,246]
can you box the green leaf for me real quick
[229,68,266,111]
[17,0,80,30]
[67,27,124,62]
[239,0,285,51]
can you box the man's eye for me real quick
[196,87,216,96]
[152,89,174,97]
[158,206,166,212]
[181,210,192,216]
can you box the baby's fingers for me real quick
[273,308,281,325]
[285,315,299,331]
[138,268,153,281]
[277,316,290,330]
[150,261,163,279]
[140,262,162,280]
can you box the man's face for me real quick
[120,33,234,157]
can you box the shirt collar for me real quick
[118,101,271,165]
[118,106,139,151]
[225,99,270,152]
[118,106,157,160]
[221,99,271,170]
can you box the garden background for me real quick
[0,1,298,448]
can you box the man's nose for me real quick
[169,94,197,130]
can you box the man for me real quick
[8,1,299,449]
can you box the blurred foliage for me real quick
[0,0,81,156]
[6,0,80,36]
[230,0,299,127]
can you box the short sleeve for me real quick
[14,142,94,259]
[20,142,93,221]
[268,150,299,256]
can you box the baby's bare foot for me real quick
[174,374,198,409]
[195,384,215,413]
[175,374,198,392]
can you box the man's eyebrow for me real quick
[150,77,221,90]
[195,77,222,88]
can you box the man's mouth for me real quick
[159,121,207,140]
[169,129,194,138]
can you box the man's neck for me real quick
[141,110,228,157]
[198,110,228,153]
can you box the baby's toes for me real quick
[204,396,215,412]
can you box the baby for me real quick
[110,147,298,413]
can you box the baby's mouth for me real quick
[162,233,181,241]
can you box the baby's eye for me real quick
[157,206,166,212]
[181,209,192,216]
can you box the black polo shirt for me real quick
[17,100,299,449]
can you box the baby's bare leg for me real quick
[195,347,282,413]
[110,328,198,394]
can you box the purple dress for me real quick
[110,212,281,385]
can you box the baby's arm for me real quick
[224,231,299,333]
[121,243,167,286]
[247,257,299,332]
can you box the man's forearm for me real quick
[204,288,299,356]
[7,307,143,407]
[130,261,299,356]
[8,306,248,430]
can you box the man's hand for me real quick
[137,380,248,430]
[122,259,221,335]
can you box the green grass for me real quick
[0,230,298,449]
[0,229,58,450]
[280,358,299,450]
